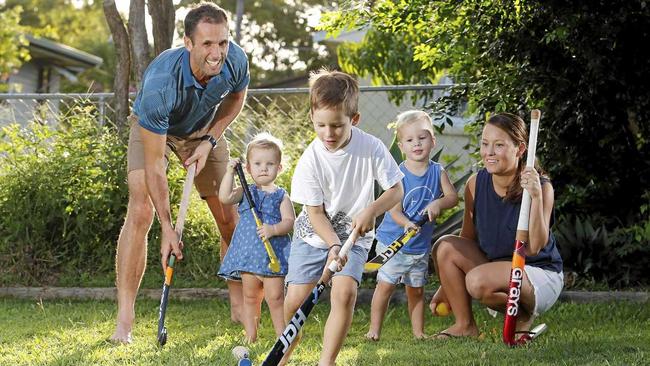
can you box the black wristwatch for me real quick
[201,134,217,150]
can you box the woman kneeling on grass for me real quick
[429,112,563,340]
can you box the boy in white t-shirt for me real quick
[283,70,404,366]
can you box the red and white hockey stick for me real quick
[503,110,541,346]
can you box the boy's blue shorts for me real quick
[285,236,368,286]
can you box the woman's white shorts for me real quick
[525,265,564,316]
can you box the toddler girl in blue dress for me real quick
[218,133,295,343]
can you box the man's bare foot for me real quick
[432,324,479,339]
[364,330,380,341]
[109,323,133,344]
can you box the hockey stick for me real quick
[157,162,196,347]
[503,110,541,346]
[234,162,281,273]
[363,216,428,273]
[260,230,360,366]
[514,323,548,344]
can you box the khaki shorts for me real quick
[127,115,230,198]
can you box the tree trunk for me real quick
[148,0,175,57]
[103,0,131,130]
[128,0,150,86]
[235,0,244,44]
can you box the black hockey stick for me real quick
[260,230,359,366]
[364,216,428,272]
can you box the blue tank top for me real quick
[376,161,442,255]
[474,169,563,272]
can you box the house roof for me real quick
[312,27,368,44]
[254,74,309,89]
[26,35,103,71]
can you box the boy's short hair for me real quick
[246,132,283,162]
[309,69,359,117]
[395,110,435,139]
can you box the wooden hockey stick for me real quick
[157,162,196,346]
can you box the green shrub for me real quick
[0,104,129,284]
[0,99,316,287]
[555,204,650,288]
[0,104,219,286]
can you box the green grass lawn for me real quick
[1,298,648,365]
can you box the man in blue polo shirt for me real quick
[110,2,248,343]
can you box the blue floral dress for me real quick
[218,184,291,280]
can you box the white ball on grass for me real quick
[232,345,250,360]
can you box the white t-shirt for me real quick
[291,126,404,249]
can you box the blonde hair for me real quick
[395,110,435,140]
[309,69,359,117]
[245,132,283,162]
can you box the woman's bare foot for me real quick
[364,330,380,341]
[515,313,535,333]
[432,324,479,339]
[413,332,428,340]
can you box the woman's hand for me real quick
[520,167,542,199]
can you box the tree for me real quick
[102,0,175,128]
[321,0,650,227]
[147,0,175,57]
[0,6,30,91]
[103,0,130,127]
[1,1,112,92]
[128,0,150,86]
[177,0,336,85]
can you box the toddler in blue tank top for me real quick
[365,110,458,341]
[218,133,295,343]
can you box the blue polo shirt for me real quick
[133,42,250,136]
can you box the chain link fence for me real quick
[0,85,472,171]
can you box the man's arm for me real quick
[140,127,182,270]
[184,88,248,173]
[207,87,247,140]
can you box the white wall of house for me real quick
[0,62,64,127]
[353,76,475,178]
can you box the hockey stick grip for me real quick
[515,110,540,235]
[175,162,196,241]
[327,230,359,273]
